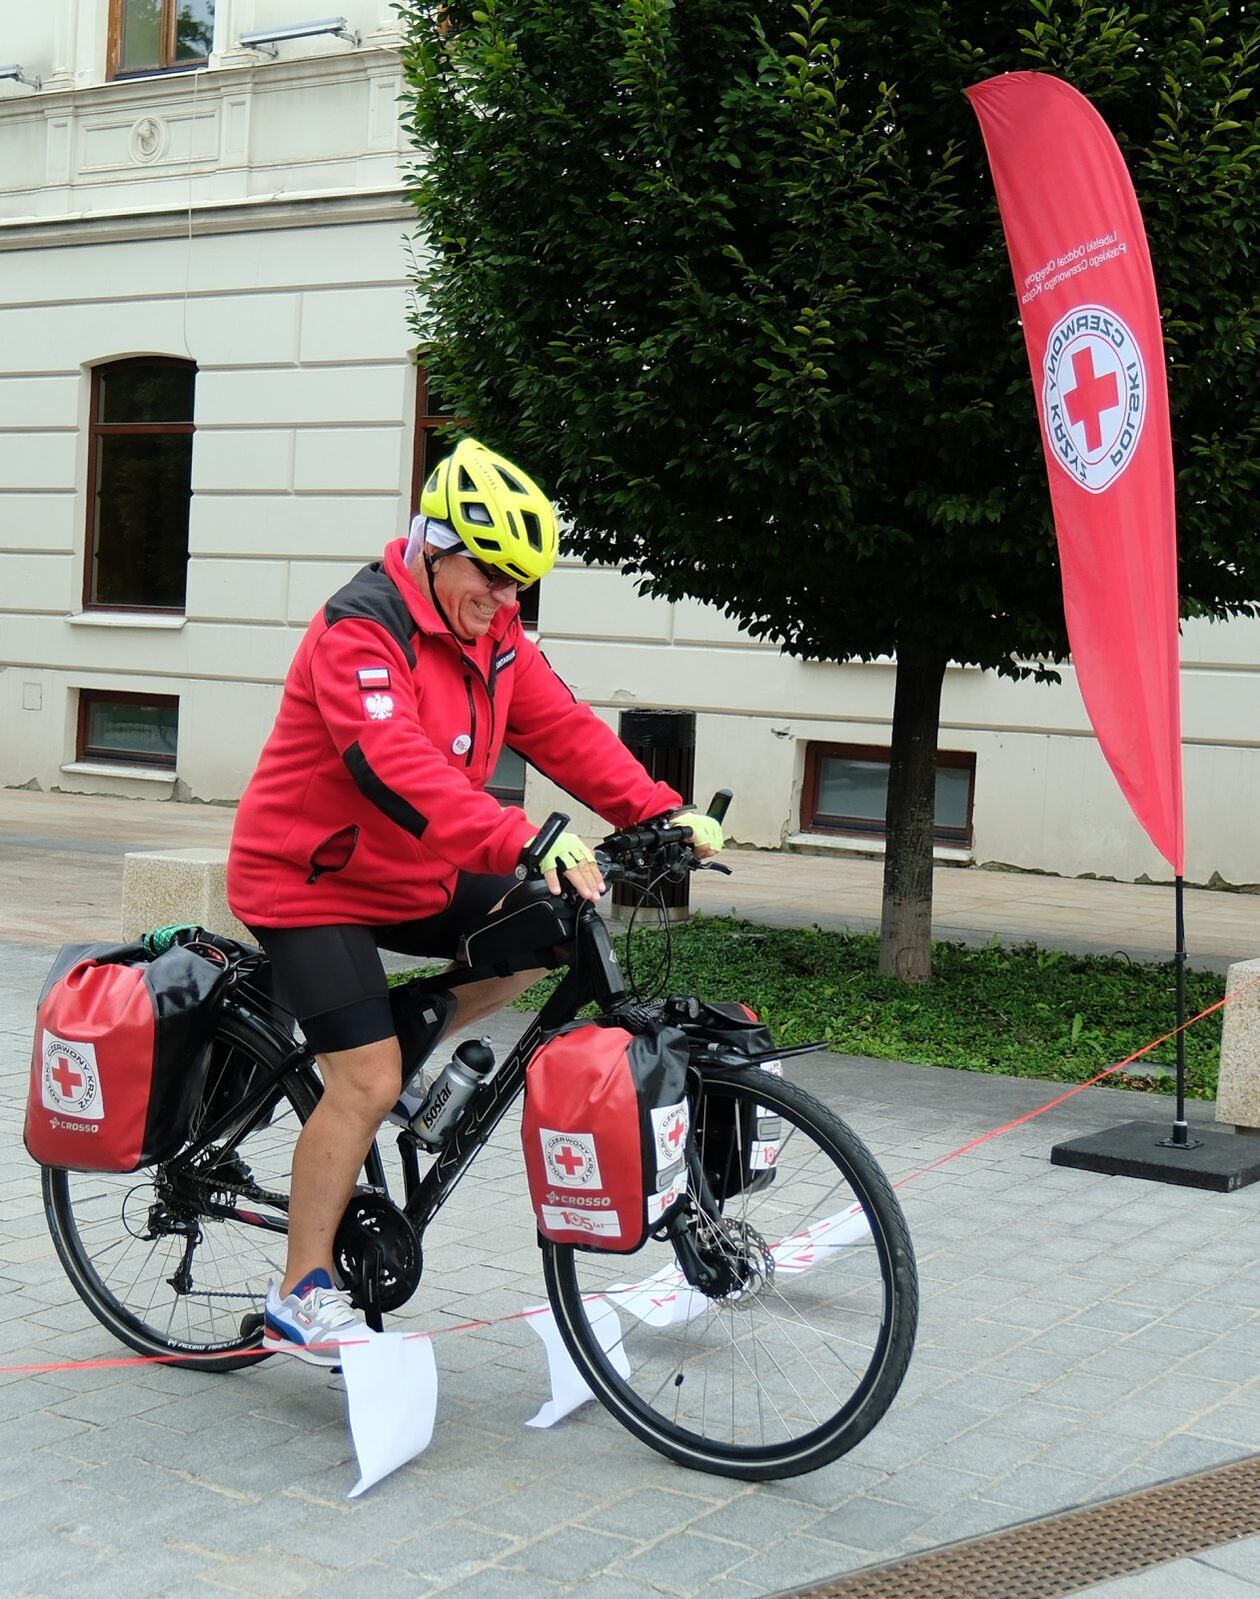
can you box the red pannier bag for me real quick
[522,1022,691,1252]
[25,938,232,1173]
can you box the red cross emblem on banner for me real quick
[1039,305,1147,493]
[1064,346,1121,452]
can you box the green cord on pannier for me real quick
[141,924,199,956]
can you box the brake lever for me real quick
[698,861,733,876]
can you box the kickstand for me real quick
[358,1238,385,1333]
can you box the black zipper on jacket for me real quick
[462,676,477,768]
[421,617,514,774]
[452,625,510,771]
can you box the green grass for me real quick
[510,915,1225,1098]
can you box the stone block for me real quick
[1217,957,1260,1133]
[292,423,408,492]
[0,375,80,430]
[300,285,411,363]
[0,430,77,492]
[192,426,294,493]
[185,556,291,623]
[197,365,409,428]
[121,847,252,944]
[0,552,77,613]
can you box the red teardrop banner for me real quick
[967,72,1184,874]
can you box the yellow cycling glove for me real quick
[527,831,598,875]
[670,811,725,853]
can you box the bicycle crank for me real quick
[333,1188,422,1315]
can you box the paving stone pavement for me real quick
[2,789,1259,1597]
[4,928,1260,1598]
[1073,1537,1260,1599]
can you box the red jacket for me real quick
[227,539,682,927]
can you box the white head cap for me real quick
[404,514,462,566]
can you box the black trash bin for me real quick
[614,708,695,921]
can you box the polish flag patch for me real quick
[357,666,392,691]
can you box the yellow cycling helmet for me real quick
[420,438,558,585]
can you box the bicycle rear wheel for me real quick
[542,1064,918,1479]
[44,1005,322,1372]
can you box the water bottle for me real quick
[388,1061,435,1129]
[407,1037,495,1150]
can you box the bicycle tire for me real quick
[44,1004,326,1373]
[541,1064,918,1480]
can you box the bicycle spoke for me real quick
[43,1012,340,1367]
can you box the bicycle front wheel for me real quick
[43,1005,321,1372]
[542,1064,918,1479]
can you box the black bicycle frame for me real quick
[394,899,628,1234]
[176,895,628,1245]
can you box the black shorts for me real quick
[247,872,516,1055]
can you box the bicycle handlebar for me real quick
[707,788,732,824]
[516,811,571,880]
[517,792,731,888]
[520,790,731,886]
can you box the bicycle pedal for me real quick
[239,1311,265,1341]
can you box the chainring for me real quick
[333,1188,422,1314]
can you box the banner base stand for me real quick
[1050,1121,1260,1192]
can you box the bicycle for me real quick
[42,796,918,1481]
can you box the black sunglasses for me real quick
[462,554,534,592]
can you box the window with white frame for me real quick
[801,742,976,848]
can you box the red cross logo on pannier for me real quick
[654,1104,689,1164]
[41,1033,103,1120]
[51,1053,84,1099]
[554,1145,585,1178]
[542,1129,601,1187]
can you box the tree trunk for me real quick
[878,648,948,984]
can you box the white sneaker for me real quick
[262,1269,372,1368]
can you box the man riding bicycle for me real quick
[227,438,723,1365]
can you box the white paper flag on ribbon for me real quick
[604,1262,710,1329]
[770,1205,871,1276]
[522,1206,872,1435]
[601,1205,872,1327]
[524,1299,629,1429]
[341,1332,438,1497]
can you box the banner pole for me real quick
[1161,874,1196,1150]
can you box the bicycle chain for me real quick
[179,1162,288,1212]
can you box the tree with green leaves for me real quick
[400,0,1260,982]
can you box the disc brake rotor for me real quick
[693,1215,775,1305]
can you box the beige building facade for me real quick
[0,0,417,807]
[2,2,1258,889]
